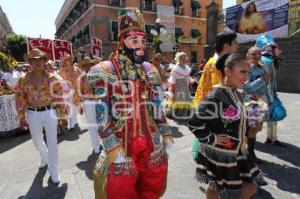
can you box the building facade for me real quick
[0,5,13,50]
[55,0,222,63]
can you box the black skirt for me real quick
[195,144,260,198]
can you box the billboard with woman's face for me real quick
[226,0,289,43]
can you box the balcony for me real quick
[109,0,125,7]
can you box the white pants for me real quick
[83,100,101,153]
[68,101,78,129]
[267,121,278,141]
[63,88,78,129]
[27,109,59,181]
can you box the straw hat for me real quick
[24,48,49,63]
[61,54,73,65]
[80,57,93,66]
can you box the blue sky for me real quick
[0,0,235,39]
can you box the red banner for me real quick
[91,37,102,58]
[53,39,72,60]
[27,37,54,60]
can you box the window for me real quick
[143,0,156,11]
[175,27,184,42]
[191,51,197,64]
[109,0,124,7]
[111,21,118,41]
[173,0,184,15]
[76,30,83,47]
[71,36,76,47]
[191,0,201,17]
[82,25,90,45]
[191,29,201,38]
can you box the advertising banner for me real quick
[157,5,175,52]
[27,37,54,60]
[226,0,289,42]
[53,39,72,60]
[91,37,102,58]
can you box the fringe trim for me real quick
[87,70,119,87]
[94,152,110,175]
[148,148,168,168]
[199,145,238,164]
[108,158,138,176]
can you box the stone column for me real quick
[206,0,219,57]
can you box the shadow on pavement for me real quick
[252,188,275,199]
[259,160,300,195]
[76,153,98,180]
[169,126,184,138]
[18,168,68,199]
[255,141,300,167]
[0,133,30,154]
[58,126,88,143]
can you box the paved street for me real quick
[0,92,300,199]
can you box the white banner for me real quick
[157,5,175,52]
[0,94,20,132]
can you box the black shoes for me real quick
[264,138,286,147]
[264,138,273,144]
[47,177,60,186]
[255,174,268,187]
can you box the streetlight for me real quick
[150,18,166,53]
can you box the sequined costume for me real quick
[87,7,173,199]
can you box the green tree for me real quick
[6,33,27,62]
[0,52,11,71]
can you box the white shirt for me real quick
[1,71,21,86]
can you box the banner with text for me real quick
[53,39,72,60]
[226,0,289,43]
[27,37,54,60]
[91,37,102,58]
[157,5,175,52]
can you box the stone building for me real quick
[55,0,222,63]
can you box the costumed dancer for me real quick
[244,46,269,163]
[78,57,102,154]
[255,34,286,147]
[189,54,259,199]
[87,7,173,199]
[166,52,194,118]
[15,49,67,184]
[59,54,82,130]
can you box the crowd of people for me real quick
[0,7,287,199]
